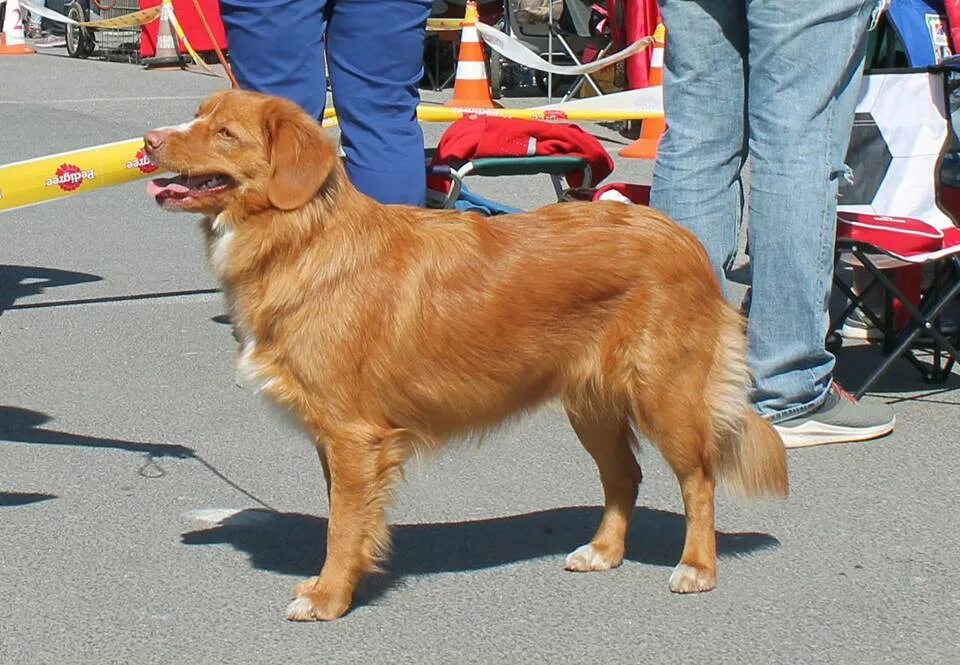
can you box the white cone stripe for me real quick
[3,0,28,45]
[460,25,480,43]
[454,60,487,80]
[651,47,663,68]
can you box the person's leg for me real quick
[744,0,875,420]
[219,0,328,120]
[27,0,45,37]
[325,0,432,205]
[650,0,749,291]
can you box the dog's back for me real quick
[144,89,787,621]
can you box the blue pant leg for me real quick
[650,0,749,291]
[325,0,432,205]
[744,0,874,420]
[219,0,328,120]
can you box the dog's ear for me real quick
[265,103,337,211]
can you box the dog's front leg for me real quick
[286,427,404,621]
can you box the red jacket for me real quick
[946,0,960,53]
[429,116,614,193]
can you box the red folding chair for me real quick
[832,65,960,396]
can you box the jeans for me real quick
[650,0,877,422]
[28,0,45,29]
[220,0,433,206]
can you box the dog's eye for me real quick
[217,127,237,141]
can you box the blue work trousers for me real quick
[220,0,432,205]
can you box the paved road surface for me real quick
[2,53,959,665]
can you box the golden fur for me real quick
[144,90,788,621]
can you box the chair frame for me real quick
[499,0,610,102]
[429,155,593,208]
[832,241,960,397]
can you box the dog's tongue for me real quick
[147,175,200,199]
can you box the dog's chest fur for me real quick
[203,213,274,394]
[206,212,235,281]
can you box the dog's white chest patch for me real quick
[235,338,302,432]
[236,339,278,395]
[209,213,234,279]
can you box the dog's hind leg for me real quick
[564,404,641,572]
[287,424,407,621]
[633,391,719,593]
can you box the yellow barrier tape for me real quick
[80,6,161,29]
[414,105,662,122]
[426,18,464,31]
[320,104,663,128]
[0,139,163,213]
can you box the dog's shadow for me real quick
[182,507,778,607]
[0,264,101,315]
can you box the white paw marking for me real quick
[668,563,716,593]
[564,543,613,572]
[285,596,316,621]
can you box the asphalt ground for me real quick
[2,52,959,665]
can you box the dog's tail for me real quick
[706,308,788,499]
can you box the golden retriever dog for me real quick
[144,90,787,622]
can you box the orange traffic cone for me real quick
[144,0,185,69]
[446,0,500,108]
[0,0,36,56]
[620,23,665,159]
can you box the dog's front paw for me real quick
[292,576,320,598]
[564,543,622,572]
[668,563,716,593]
[286,578,351,622]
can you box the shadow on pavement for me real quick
[0,406,276,508]
[0,264,102,314]
[0,492,57,507]
[0,405,194,458]
[833,343,960,398]
[181,506,779,609]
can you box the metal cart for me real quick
[65,0,143,62]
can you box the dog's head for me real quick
[143,90,338,215]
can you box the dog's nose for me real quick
[143,130,167,153]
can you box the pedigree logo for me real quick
[126,149,158,174]
[46,163,96,192]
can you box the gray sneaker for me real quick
[774,384,895,449]
[840,309,884,341]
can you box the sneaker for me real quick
[33,34,67,48]
[840,309,884,341]
[774,384,895,449]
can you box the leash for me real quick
[189,0,239,88]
